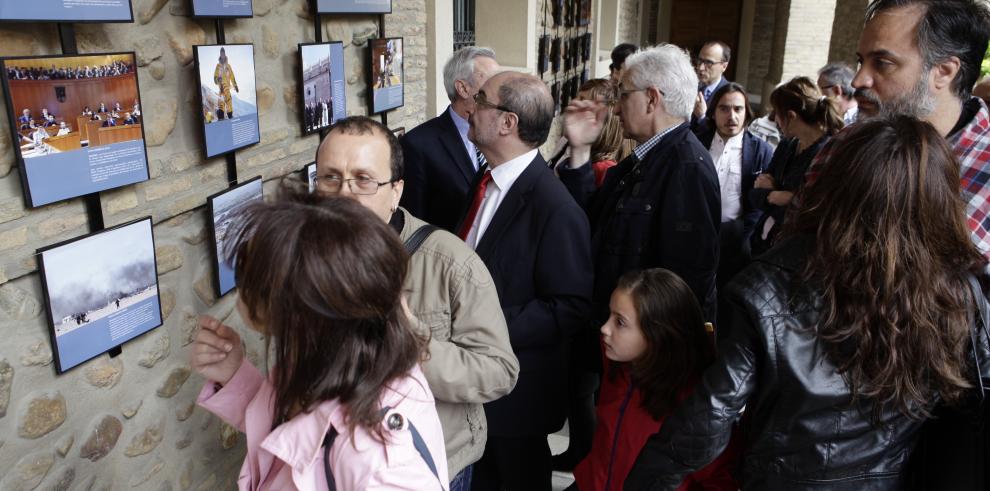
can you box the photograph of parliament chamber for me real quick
[1,52,150,207]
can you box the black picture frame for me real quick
[190,0,254,18]
[302,162,317,192]
[578,0,592,26]
[1,51,151,208]
[551,37,561,73]
[368,37,405,114]
[298,41,346,135]
[314,0,392,14]
[192,43,261,159]
[551,81,561,114]
[552,0,563,26]
[37,216,162,374]
[538,35,549,75]
[206,176,264,297]
[0,1,134,23]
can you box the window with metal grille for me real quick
[454,0,476,50]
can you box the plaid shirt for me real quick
[948,97,990,262]
[805,97,990,263]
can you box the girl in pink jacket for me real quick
[190,193,449,490]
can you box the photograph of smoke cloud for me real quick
[38,217,162,373]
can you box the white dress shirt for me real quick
[463,148,538,249]
[708,132,744,222]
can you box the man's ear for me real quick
[646,86,663,114]
[500,111,519,136]
[454,79,472,100]
[931,55,961,93]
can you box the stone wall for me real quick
[617,0,641,45]
[0,0,428,488]
[828,0,867,65]
[744,0,780,106]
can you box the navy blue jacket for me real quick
[400,108,479,232]
[458,153,593,437]
[559,123,721,323]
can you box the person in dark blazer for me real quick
[460,71,593,491]
[560,44,721,324]
[694,82,774,289]
[691,41,731,130]
[400,46,501,232]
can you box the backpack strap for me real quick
[404,224,440,255]
[322,406,443,490]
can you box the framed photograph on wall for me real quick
[207,176,264,297]
[0,0,133,22]
[578,0,592,26]
[552,0,563,26]
[38,217,162,373]
[191,0,253,18]
[538,36,549,75]
[316,0,391,14]
[551,37,561,73]
[299,42,346,135]
[303,162,317,192]
[369,37,404,114]
[1,52,150,208]
[193,44,260,158]
[551,81,561,114]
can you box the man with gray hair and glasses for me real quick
[401,46,501,232]
[559,44,721,324]
[817,62,858,125]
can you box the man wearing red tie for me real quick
[458,71,593,491]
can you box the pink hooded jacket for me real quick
[198,359,450,490]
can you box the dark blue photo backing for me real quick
[0,1,133,22]
[316,0,391,14]
[191,0,253,17]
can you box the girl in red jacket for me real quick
[571,268,738,491]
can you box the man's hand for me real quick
[189,315,244,386]
[754,174,776,190]
[693,92,707,119]
[563,99,608,168]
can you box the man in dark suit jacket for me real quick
[461,71,592,491]
[693,82,774,295]
[560,44,721,324]
[691,40,731,130]
[400,46,501,232]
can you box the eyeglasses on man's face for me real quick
[617,86,664,101]
[316,174,396,195]
[473,91,515,113]
[694,58,725,69]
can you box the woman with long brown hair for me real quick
[750,76,843,256]
[625,116,990,490]
[190,192,449,490]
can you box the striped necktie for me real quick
[475,147,487,171]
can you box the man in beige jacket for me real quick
[311,116,519,490]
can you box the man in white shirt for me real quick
[56,122,70,136]
[694,82,774,294]
[461,71,592,491]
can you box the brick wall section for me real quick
[745,0,780,97]
[828,0,868,65]
[0,0,427,488]
[779,0,837,83]
[618,0,641,45]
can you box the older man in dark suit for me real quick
[460,71,593,491]
[400,46,501,232]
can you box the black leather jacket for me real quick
[624,236,990,490]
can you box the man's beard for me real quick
[855,74,935,121]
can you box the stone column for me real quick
[426,0,454,118]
